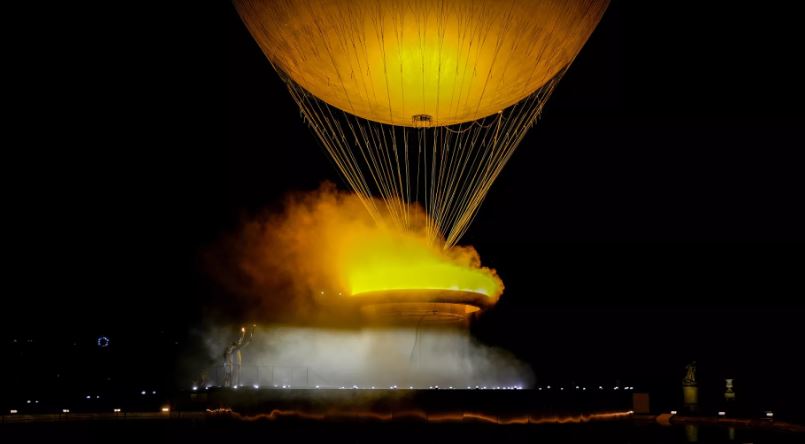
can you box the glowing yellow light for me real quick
[332,212,502,300]
[235,0,609,126]
[234,187,503,310]
[347,247,500,298]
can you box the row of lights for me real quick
[200,384,526,390]
[8,407,165,414]
[197,384,636,391]
[718,411,774,418]
[666,410,774,419]
[194,384,262,390]
[334,385,524,390]
[536,385,635,391]
[326,385,525,390]
[5,407,777,418]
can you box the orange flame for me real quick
[224,185,503,316]
[339,218,502,299]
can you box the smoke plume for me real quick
[208,183,502,322]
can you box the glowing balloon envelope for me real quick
[235,0,609,127]
[234,0,610,247]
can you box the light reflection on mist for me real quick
[203,325,532,389]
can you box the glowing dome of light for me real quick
[235,0,609,126]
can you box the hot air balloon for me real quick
[234,0,610,247]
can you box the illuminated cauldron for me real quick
[351,289,492,325]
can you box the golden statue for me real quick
[683,361,697,386]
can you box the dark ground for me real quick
[3,418,804,444]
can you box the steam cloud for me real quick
[203,325,532,389]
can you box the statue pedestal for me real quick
[683,386,698,412]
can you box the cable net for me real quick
[283,71,565,247]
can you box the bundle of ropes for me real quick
[284,70,565,247]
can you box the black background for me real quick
[3,0,804,415]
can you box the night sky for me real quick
[4,0,804,414]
